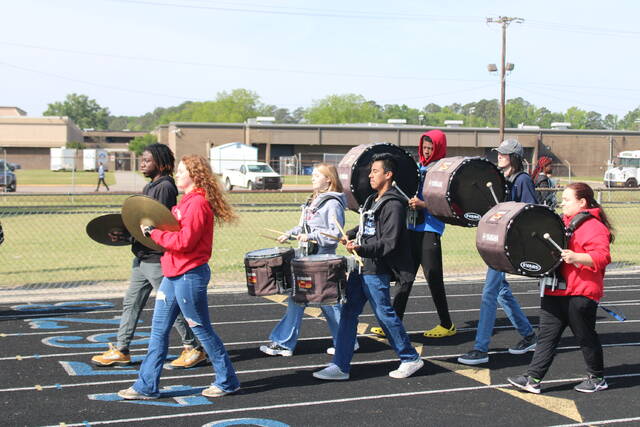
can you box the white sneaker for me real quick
[313,363,349,381]
[326,341,360,355]
[117,387,157,400]
[389,358,424,379]
[259,342,293,357]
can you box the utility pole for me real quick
[487,16,524,142]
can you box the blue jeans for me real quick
[333,272,419,373]
[133,264,239,396]
[269,297,342,351]
[474,267,535,353]
[117,258,197,349]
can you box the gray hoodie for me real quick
[286,191,347,255]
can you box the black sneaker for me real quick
[259,342,293,357]
[457,349,489,365]
[574,375,608,393]
[508,375,541,394]
[508,333,537,354]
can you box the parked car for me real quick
[0,160,17,192]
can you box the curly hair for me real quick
[180,155,237,225]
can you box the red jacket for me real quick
[150,189,214,277]
[546,208,611,302]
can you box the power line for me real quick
[104,0,480,21]
[0,41,490,84]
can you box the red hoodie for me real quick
[418,129,447,166]
[546,208,611,302]
[149,189,214,278]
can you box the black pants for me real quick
[96,177,109,191]
[527,295,604,379]
[393,230,452,328]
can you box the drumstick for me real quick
[260,234,291,244]
[264,228,317,244]
[485,182,500,206]
[319,232,341,241]
[543,233,563,252]
[392,181,411,201]
[544,233,579,268]
[333,216,364,267]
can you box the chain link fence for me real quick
[0,189,638,292]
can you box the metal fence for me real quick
[0,189,638,292]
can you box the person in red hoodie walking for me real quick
[508,182,614,394]
[118,155,240,400]
[370,130,455,339]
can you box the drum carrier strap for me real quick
[300,195,344,256]
[539,211,594,294]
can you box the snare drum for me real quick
[338,142,419,211]
[476,202,566,277]
[244,247,295,296]
[423,156,507,227]
[291,254,347,305]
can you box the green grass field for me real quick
[0,192,638,288]
[15,169,116,185]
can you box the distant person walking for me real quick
[95,162,110,191]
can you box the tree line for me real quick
[43,89,640,132]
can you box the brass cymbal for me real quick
[121,195,180,251]
[86,214,130,246]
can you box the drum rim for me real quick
[504,203,566,276]
[245,247,295,258]
[347,142,420,205]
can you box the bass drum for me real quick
[476,202,566,277]
[338,142,419,211]
[423,156,507,227]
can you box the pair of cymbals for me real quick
[86,195,180,251]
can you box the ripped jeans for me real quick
[133,263,240,396]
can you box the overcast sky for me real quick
[2,0,640,118]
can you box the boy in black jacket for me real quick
[313,153,424,380]
[91,144,204,369]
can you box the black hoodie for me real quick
[346,187,415,283]
[131,175,178,262]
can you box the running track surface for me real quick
[1,274,639,426]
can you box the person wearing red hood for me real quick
[508,182,613,394]
[370,129,455,339]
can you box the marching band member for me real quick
[92,144,204,369]
[313,153,423,381]
[371,130,455,339]
[118,155,239,399]
[458,139,538,365]
[259,163,357,356]
[508,182,613,394]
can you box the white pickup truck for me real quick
[222,162,283,191]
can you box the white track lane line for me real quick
[41,372,640,427]
[3,280,638,320]
[4,300,639,338]
[1,318,638,361]
[2,341,640,393]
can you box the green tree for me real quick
[66,141,86,150]
[305,94,382,124]
[620,107,640,130]
[128,134,157,156]
[158,89,268,124]
[564,106,589,129]
[603,114,619,130]
[44,93,110,130]
[381,104,421,124]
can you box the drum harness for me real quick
[299,195,345,257]
[539,211,625,321]
[354,191,403,273]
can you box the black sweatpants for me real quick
[527,295,604,379]
[392,230,452,328]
